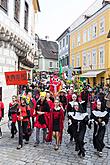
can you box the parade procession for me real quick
[1,0,110,165]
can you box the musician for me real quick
[90,101,109,157]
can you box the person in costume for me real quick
[27,92,36,129]
[34,92,50,147]
[46,99,64,150]
[50,75,62,97]
[8,95,18,138]
[67,89,73,104]
[59,90,67,116]
[46,91,54,111]
[90,101,109,157]
[0,98,4,139]
[80,87,89,112]
[68,102,89,157]
[67,93,77,141]
[17,98,31,149]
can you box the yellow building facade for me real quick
[70,3,110,86]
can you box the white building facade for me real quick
[0,0,40,109]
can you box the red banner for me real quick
[5,70,28,85]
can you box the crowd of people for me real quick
[0,77,110,158]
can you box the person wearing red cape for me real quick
[46,99,64,150]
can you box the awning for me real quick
[80,70,105,78]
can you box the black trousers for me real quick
[18,121,29,146]
[11,122,17,136]
[93,124,105,152]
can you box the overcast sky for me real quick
[37,0,99,41]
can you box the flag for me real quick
[59,62,62,78]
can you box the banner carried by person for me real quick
[5,70,28,85]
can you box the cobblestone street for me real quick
[0,116,110,165]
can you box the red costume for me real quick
[46,107,64,143]
[0,101,4,120]
[9,102,18,123]
[50,75,62,96]
[47,99,54,111]
[34,100,50,129]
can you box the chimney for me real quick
[102,0,110,6]
[45,36,49,41]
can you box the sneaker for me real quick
[33,142,39,147]
[98,152,103,157]
[16,145,22,150]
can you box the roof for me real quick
[38,39,58,60]
[70,0,104,32]
[56,28,70,41]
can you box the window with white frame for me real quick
[76,54,80,67]
[56,62,58,68]
[66,35,68,45]
[87,52,91,66]
[63,38,65,47]
[83,31,87,43]
[99,46,104,65]
[87,28,91,41]
[72,55,74,67]
[92,49,97,66]
[72,38,74,48]
[0,0,8,12]
[14,0,20,22]
[59,41,62,49]
[99,17,105,35]
[77,33,80,46]
[92,24,97,39]
[82,52,86,67]
[49,61,53,68]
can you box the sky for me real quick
[37,0,100,41]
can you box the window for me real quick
[87,52,91,66]
[83,31,87,43]
[87,28,91,41]
[14,0,20,22]
[99,17,105,35]
[92,24,97,39]
[77,33,80,46]
[76,54,80,67]
[63,38,65,47]
[99,46,104,65]
[92,49,97,66]
[72,38,74,48]
[82,52,86,67]
[49,62,53,68]
[24,1,29,31]
[0,0,8,12]
[56,62,58,68]
[66,35,68,45]
[59,41,62,49]
[72,55,74,67]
